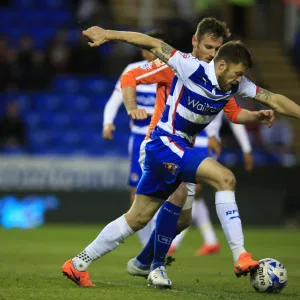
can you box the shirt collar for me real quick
[207,60,219,88]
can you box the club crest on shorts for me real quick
[163,162,179,176]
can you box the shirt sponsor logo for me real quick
[187,96,221,114]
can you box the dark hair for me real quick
[214,40,252,69]
[196,17,231,42]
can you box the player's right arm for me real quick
[83,26,203,81]
[82,26,174,64]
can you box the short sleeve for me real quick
[237,76,259,98]
[114,64,133,91]
[167,51,202,81]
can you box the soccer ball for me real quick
[250,258,287,293]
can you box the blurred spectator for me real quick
[18,36,34,71]
[292,28,300,70]
[76,0,115,28]
[0,0,9,6]
[0,102,27,152]
[18,36,34,90]
[159,18,193,52]
[226,0,256,39]
[6,48,22,91]
[192,0,228,22]
[46,29,70,75]
[260,114,296,167]
[0,36,11,91]
[28,51,51,90]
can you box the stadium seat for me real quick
[13,0,36,8]
[41,112,71,128]
[52,77,80,94]
[63,95,91,112]
[71,113,102,129]
[28,130,54,147]
[24,112,42,129]
[37,0,68,9]
[80,77,115,94]
[0,10,15,23]
[53,130,82,147]
[34,93,62,112]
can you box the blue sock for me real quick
[135,229,155,269]
[151,201,181,270]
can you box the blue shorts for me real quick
[136,136,209,199]
[128,134,145,187]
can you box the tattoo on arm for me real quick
[255,88,273,103]
[152,41,174,63]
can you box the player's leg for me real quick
[62,192,163,287]
[190,157,259,276]
[129,183,186,270]
[128,138,190,288]
[168,183,195,254]
[128,182,191,273]
[193,184,220,256]
[129,134,153,246]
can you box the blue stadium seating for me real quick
[34,93,62,112]
[52,76,80,94]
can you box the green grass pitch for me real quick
[1,225,300,300]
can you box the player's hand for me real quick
[256,110,275,128]
[102,124,116,140]
[82,26,107,47]
[243,151,254,172]
[208,136,222,158]
[128,109,151,120]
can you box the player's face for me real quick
[141,49,156,62]
[217,62,246,92]
[192,33,223,63]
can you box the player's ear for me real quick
[192,35,198,49]
[218,60,227,72]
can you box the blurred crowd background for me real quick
[0,0,300,228]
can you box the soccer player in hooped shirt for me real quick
[120,18,254,257]
[102,30,164,247]
[62,26,300,288]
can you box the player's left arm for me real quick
[82,26,175,64]
[254,88,300,119]
[224,97,275,127]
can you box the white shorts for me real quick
[139,139,195,210]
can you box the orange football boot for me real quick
[62,259,94,287]
[167,244,176,255]
[194,243,221,256]
[234,252,259,277]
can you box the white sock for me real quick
[72,215,134,271]
[136,221,152,246]
[172,227,189,248]
[215,191,246,262]
[192,198,218,245]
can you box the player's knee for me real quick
[125,211,151,231]
[217,170,236,190]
